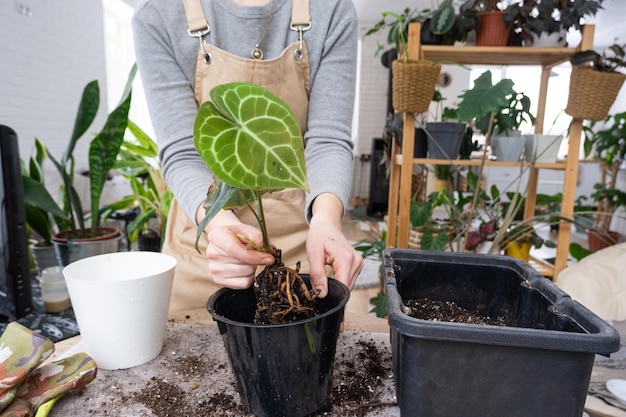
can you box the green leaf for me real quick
[420,230,449,251]
[456,71,515,123]
[369,291,387,318]
[65,81,99,165]
[89,64,136,230]
[21,176,67,220]
[194,82,308,191]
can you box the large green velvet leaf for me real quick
[456,71,515,123]
[194,82,308,191]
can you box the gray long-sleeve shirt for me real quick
[132,0,358,222]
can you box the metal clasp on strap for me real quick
[187,26,212,64]
[290,22,311,61]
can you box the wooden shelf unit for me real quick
[385,24,596,280]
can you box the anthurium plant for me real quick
[194,82,316,324]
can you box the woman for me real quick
[132,0,362,313]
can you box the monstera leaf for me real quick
[194,82,308,191]
[456,71,515,125]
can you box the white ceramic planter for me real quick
[524,134,563,163]
[63,251,176,370]
[491,134,525,161]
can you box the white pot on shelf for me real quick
[523,134,563,163]
[491,132,524,161]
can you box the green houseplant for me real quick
[566,42,626,121]
[583,110,626,250]
[106,120,173,251]
[197,82,349,416]
[474,86,536,161]
[21,138,69,274]
[364,8,442,114]
[41,65,137,265]
[459,0,518,46]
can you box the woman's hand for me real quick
[200,209,275,290]
[306,194,363,297]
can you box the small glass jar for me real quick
[40,266,71,313]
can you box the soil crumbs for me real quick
[51,324,396,417]
[406,297,509,326]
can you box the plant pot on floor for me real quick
[51,226,122,266]
[586,229,622,252]
[383,249,620,417]
[424,122,466,160]
[207,276,349,417]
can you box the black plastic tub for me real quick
[383,249,620,417]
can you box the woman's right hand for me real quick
[201,209,275,289]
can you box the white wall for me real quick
[0,0,109,167]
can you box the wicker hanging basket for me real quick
[392,59,442,114]
[565,67,626,121]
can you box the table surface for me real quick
[48,311,626,417]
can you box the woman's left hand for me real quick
[306,194,363,297]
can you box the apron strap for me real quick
[291,0,311,29]
[182,0,210,35]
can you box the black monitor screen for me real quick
[0,125,32,319]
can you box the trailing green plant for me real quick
[194,82,316,324]
[570,42,626,74]
[364,2,463,60]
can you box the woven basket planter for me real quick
[565,67,626,121]
[392,59,441,114]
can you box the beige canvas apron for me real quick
[163,0,312,313]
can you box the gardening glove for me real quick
[0,352,97,417]
[0,323,54,412]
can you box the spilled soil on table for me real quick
[127,334,395,417]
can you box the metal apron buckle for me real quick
[187,27,211,64]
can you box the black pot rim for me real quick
[207,276,350,329]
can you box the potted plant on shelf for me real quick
[566,41,626,121]
[460,0,517,46]
[364,8,442,114]
[408,187,470,252]
[474,86,536,161]
[506,0,605,47]
[582,110,626,251]
[196,82,349,417]
[44,65,137,265]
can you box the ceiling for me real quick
[352,0,625,49]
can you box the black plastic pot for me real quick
[424,122,466,159]
[383,249,620,417]
[207,276,349,417]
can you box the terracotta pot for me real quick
[476,11,511,46]
[586,229,621,252]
